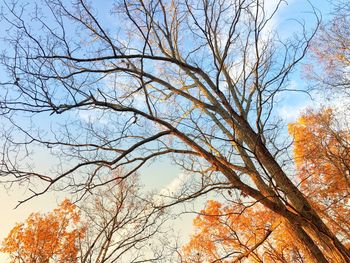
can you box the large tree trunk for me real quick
[239,121,350,262]
[287,221,328,263]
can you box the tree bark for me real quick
[239,121,350,262]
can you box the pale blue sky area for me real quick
[0,0,334,261]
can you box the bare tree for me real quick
[0,0,349,261]
[78,173,170,263]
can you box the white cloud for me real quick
[277,89,350,123]
[278,104,306,122]
[159,172,190,196]
[152,173,191,205]
[78,109,109,124]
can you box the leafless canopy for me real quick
[0,0,309,199]
[78,174,170,263]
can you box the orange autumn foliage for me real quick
[288,109,350,244]
[182,200,306,263]
[0,199,85,263]
[184,109,350,262]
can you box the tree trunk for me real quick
[238,120,350,262]
[287,220,328,263]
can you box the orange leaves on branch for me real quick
[312,21,350,68]
[182,201,303,262]
[288,109,350,198]
[289,109,350,244]
[184,109,350,262]
[0,199,86,263]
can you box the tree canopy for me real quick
[0,200,84,263]
[183,109,350,262]
[0,0,349,262]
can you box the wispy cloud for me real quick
[277,89,350,123]
[159,173,190,196]
[152,173,191,205]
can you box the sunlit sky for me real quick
[0,0,333,261]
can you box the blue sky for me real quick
[0,0,334,261]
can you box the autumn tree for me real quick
[0,199,85,263]
[1,175,171,263]
[0,0,349,261]
[308,0,350,92]
[183,200,309,263]
[183,109,350,262]
[289,109,350,247]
